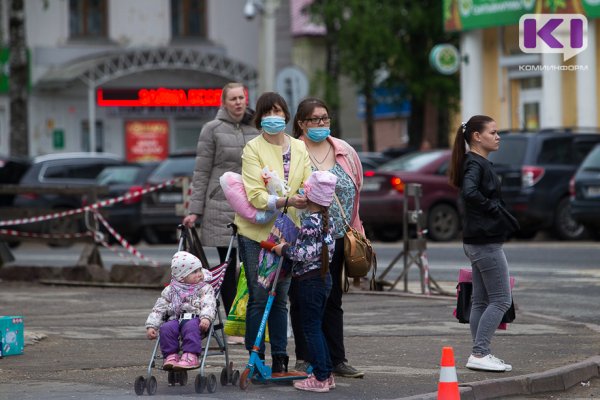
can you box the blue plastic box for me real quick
[0,316,24,357]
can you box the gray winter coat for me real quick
[188,108,259,246]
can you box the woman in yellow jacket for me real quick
[234,92,311,376]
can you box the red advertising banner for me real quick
[125,120,169,162]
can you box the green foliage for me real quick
[307,0,460,147]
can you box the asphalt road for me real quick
[3,239,600,399]
[7,239,600,325]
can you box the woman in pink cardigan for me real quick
[289,97,365,379]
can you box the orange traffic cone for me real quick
[437,347,460,400]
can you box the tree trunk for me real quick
[364,71,375,152]
[324,20,341,138]
[408,99,424,149]
[9,0,28,157]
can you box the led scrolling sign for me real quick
[96,87,242,107]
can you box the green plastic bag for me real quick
[224,263,269,342]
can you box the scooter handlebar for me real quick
[260,241,277,251]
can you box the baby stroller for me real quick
[134,223,240,396]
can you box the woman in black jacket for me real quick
[449,115,518,373]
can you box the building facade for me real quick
[445,0,599,131]
[0,0,303,159]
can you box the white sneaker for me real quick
[466,354,512,372]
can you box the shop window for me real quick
[502,25,521,55]
[171,0,207,38]
[173,121,203,152]
[81,120,104,152]
[69,0,107,39]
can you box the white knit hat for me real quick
[171,251,203,282]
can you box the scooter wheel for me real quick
[239,368,252,390]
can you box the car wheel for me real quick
[553,197,589,240]
[375,226,403,242]
[426,203,459,242]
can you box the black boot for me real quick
[271,354,288,375]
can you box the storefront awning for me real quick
[36,47,258,89]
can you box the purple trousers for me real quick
[159,318,202,357]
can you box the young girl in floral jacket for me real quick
[272,170,337,393]
[145,251,216,370]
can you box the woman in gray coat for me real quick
[183,82,258,318]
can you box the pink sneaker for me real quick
[328,374,336,389]
[293,374,329,393]
[162,353,179,370]
[175,352,199,370]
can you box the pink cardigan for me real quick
[300,136,365,235]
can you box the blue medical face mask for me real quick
[261,116,286,135]
[307,127,330,142]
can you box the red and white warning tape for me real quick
[0,228,92,240]
[0,177,183,227]
[93,211,160,267]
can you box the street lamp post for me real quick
[244,0,280,93]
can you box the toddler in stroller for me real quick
[135,225,240,396]
[145,251,217,370]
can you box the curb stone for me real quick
[397,356,600,400]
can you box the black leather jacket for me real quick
[460,152,517,244]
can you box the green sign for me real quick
[429,44,461,75]
[0,48,8,93]
[53,129,65,150]
[444,0,600,32]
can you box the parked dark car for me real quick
[0,155,31,207]
[570,144,600,237]
[140,153,196,244]
[489,130,600,240]
[357,152,392,171]
[12,152,123,246]
[94,162,159,244]
[360,149,460,242]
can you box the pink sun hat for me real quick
[171,251,203,282]
[304,170,337,207]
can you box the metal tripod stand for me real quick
[376,183,447,294]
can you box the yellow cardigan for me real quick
[234,134,312,243]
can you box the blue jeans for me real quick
[238,235,291,356]
[463,243,512,356]
[297,274,333,381]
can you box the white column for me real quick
[540,53,562,128]
[258,0,279,93]
[88,85,96,153]
[460,30,484,121]
[576,20,596,128]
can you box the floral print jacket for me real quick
[145,282,217,329]
[282,211,335,278]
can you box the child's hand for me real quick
[272,242,285,256]
[146,327,157,340]
[199,318,210,332]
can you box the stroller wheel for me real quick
[178,371,188,386]
[146,376,157,395]
[167,371,175,386]
[195,375,206,394]
[239,368,252,390]
[231,370,240,386]
[134,376,145,395]
[220,367,228,386]
[207,373,217,393]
